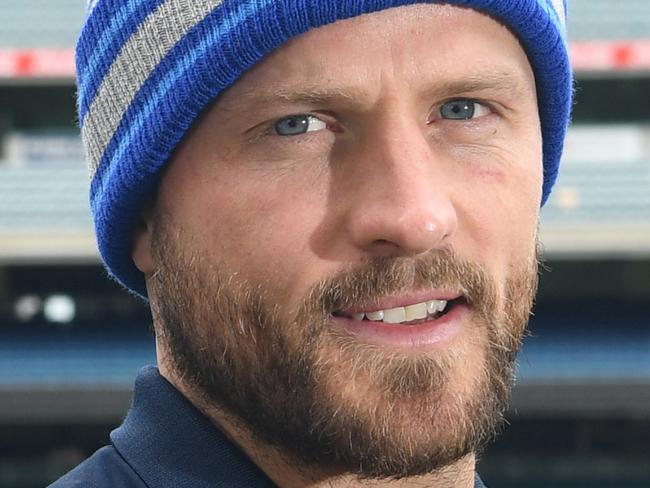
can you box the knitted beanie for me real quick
[77,0,573,298]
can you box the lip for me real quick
[338,289,463,315]
[329,301,468,349]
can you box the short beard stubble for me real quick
[149,218,539,480]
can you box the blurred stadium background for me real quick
[0,0,649,486]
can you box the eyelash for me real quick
[261,98,496,139]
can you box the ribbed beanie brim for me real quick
[76,0,573,298]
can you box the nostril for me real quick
[367,239,405,258]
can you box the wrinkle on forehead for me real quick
[227,69,534,115]
[207,3,536,124]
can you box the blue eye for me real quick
[274,114,327,136]
[439,99,489,120]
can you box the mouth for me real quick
[332,297,465,326]
[329,294,468,348]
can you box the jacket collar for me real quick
[112,366,487,488]
[111,366,276,487]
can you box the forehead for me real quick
[220,3,535,106]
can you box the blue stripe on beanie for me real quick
[77,0,573,298]
[77,0,164,122]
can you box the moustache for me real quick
[301,248,496,322]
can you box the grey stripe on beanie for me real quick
[83,0,223,176]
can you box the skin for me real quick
[133,4,542,487]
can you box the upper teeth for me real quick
[351,300,448,324]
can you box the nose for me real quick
[341,118,458,258]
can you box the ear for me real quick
[132,209,154,274]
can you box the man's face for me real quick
[140,3,542,479]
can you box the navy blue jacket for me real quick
[49,366,487,487]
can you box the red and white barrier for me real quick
[570,40,650,72]
[1,41,650,79]
[0,48,75,79]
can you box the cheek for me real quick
[450,140,542,285]
[183,163,332,297]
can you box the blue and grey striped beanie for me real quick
[77,0,573,298]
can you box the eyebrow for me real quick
[235,85,361,109]
[423,71,532,99]
[233,70,531,111]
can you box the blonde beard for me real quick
[149,221,539,479]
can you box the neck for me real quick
[158,362,477,488]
